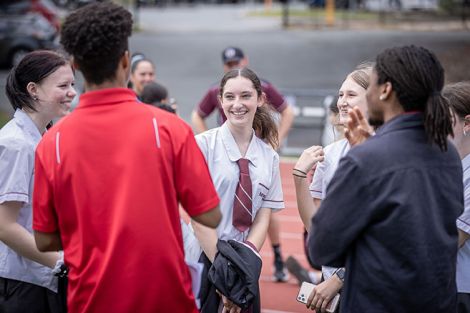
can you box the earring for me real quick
[33,96,38,101]
[379,95,386,101]
[464,129,469,137]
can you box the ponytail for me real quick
[424,93,452,151]
[6,50,69,112]
[6,66,36,112]
[253,104,279,150]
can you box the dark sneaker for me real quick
[273,258,289,282]
[285,256,312,286]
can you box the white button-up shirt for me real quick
[309,138,350,200]
[196,123,284,244]
[0,109,57,291]
[457,153,470,293]
[309,138,350,280]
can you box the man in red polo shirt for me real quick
[32,3,221,313]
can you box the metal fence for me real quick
[279,88,337,156]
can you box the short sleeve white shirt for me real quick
[195,123,284,243]
[309,138,350,279]
[0,109,57,292]
[457,154,470,293]
[309,138,350,200]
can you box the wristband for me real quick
[293,168,308,175]
[333,268,345,282]
[292,173,307,178]
[244,240,258,252]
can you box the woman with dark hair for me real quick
[192,68,284,313]
[308,45,463,313]
[0,50,75,312]
[443,81,470,313]
[140,81,178,114]
[129,52,156,98]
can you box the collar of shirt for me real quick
[220,122,259,168]
[14,109,42,145]
[76,88,138,109]
[375,112,424,137]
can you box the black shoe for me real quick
[286,256,312,286]
[273,257,289,282]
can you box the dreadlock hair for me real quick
[60,1,132,85]
[443,81,470,121]
[219,68,279,149]
[6,50,70,112]
[375,45,452,151]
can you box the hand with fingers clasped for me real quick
[306,275,343,312]
[216,290,242,313]
[221,295,242,313]
[294,145,325,177]
[345,106,374,147]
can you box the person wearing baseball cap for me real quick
[191,46,295,283]
[221,47,245,69]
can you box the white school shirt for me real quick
[195,122,285,244]
[457,153,470,293]
[0,109,58,292]
[309,138,350,200]
[309,138,350,279]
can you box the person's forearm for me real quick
[192,220,219,262]
[278,106,294,145]
[191,111,208,134]
[0,223,59,268]
[294,175,319,231]
[458,229,470,248]
[246,208,271,251]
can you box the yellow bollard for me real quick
[325,0,335,27]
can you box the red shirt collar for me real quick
[77,88,137,108]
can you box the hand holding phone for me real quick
[296,282,340,313]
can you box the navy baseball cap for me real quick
[222,47,244,64]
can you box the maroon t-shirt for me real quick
[196,79,287,125]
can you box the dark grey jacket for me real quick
[199,240,262,313]
[309,113,464,313]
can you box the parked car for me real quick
[51,0,100,10]
[0,0,60,67]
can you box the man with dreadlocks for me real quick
[307,45,463,313]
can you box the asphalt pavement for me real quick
[1,3,469,152]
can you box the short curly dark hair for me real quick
[60,1,132,85]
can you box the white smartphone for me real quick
[296,281,340,313]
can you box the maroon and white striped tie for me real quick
[233,158,253,232]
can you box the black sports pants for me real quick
[0,277,67,313]
[458,293,470,313]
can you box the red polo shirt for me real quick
[33,88,219,313]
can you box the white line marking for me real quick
[239,182,252,201]
[152,118,160,148]
[55,132,61,164]
[234,194,253,216]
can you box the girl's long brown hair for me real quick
[219,68,279,149]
